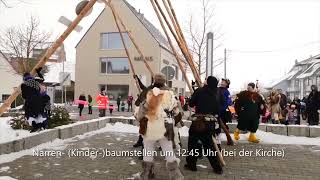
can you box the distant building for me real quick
[267,54,320,99]
[75,0,187,101]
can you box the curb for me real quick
[0,117,132,155]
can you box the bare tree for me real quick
[0,16,51,74]
[187,0,223,77]
[0,0,33,8]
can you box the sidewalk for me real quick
[0,131,319,180]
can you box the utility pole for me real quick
[224,48,227,78]
[206,32,214,77]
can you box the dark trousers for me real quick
[88,106,92,114]
[117,104,120,111]
[186,130,221,170]
[308,111,319,125]
[99,109,106,117]
[128,103,133,112]
[79,107,84,116]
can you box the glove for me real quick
[36,67,42,73]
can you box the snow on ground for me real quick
[129,160,136,165]
[0,166,10,172]
[197,164,207,169]
[0,117,32,143]
[1,117,320,164]
[0,176,17,180]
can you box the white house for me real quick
[0,51,22,102]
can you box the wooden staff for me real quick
[107,0,141,93]
[153,0,202,87]
[0,0,98,116]
[149,0,192,93]
[105,0,154,77]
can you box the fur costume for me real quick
[139,87,184,180]
[234,90,266,143]
[142,87,177,141]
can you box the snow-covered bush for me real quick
[9,114,31,130]
[48,106,73,128]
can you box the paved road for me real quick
[1,131,320,180]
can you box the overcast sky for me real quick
[1,0,320,92]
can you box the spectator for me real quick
[286,103,298,125]
[78,93,86,117]
[306,85,320,125]
[88,95,93,114]
[269,90,282,124]
[121,101,126,112]
[96,88,109,117]
[117,96,121,112]
[127,95,133,112]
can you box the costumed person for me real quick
[88,95,93,114]
[234,83,266,143]
[78,94,86,117]
[219,78,234,145]
[306,85,320,125]
[35,68,51,130]
[132,75,148,148]
[185,76,224,175]
[269,90,282,124]
[96,88,108,117]
[135,74,184,180]
[21,68,46,133]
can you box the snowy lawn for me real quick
[0,117,31,144]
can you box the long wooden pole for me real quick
[153,0,202,87]
[149,0,193,93]
[0,0,98,116]
[105,0,154,77]
[107,0,141,93]
[165,0,233,146]
[165,0,202,85]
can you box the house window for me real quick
[317,76,320,86]
[173,65,179,80]
[100,32,131,49]
[1,94,10,101]
[100,57,130,74]
[295,80,299,87]
[106,85,129,100]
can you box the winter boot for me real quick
[234,128,240,141]
[141,161,155,179]
[248,133,260,143]
[133,135,143,148]
[167,160,184,180]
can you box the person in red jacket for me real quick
[96,88,109,117]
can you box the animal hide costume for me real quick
[137,87,184,180]
[234,90,266,143]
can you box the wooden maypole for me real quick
[0,0,98,116]
[151,0,202,87]
[150,0,228,166]
[149,0,193,93]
